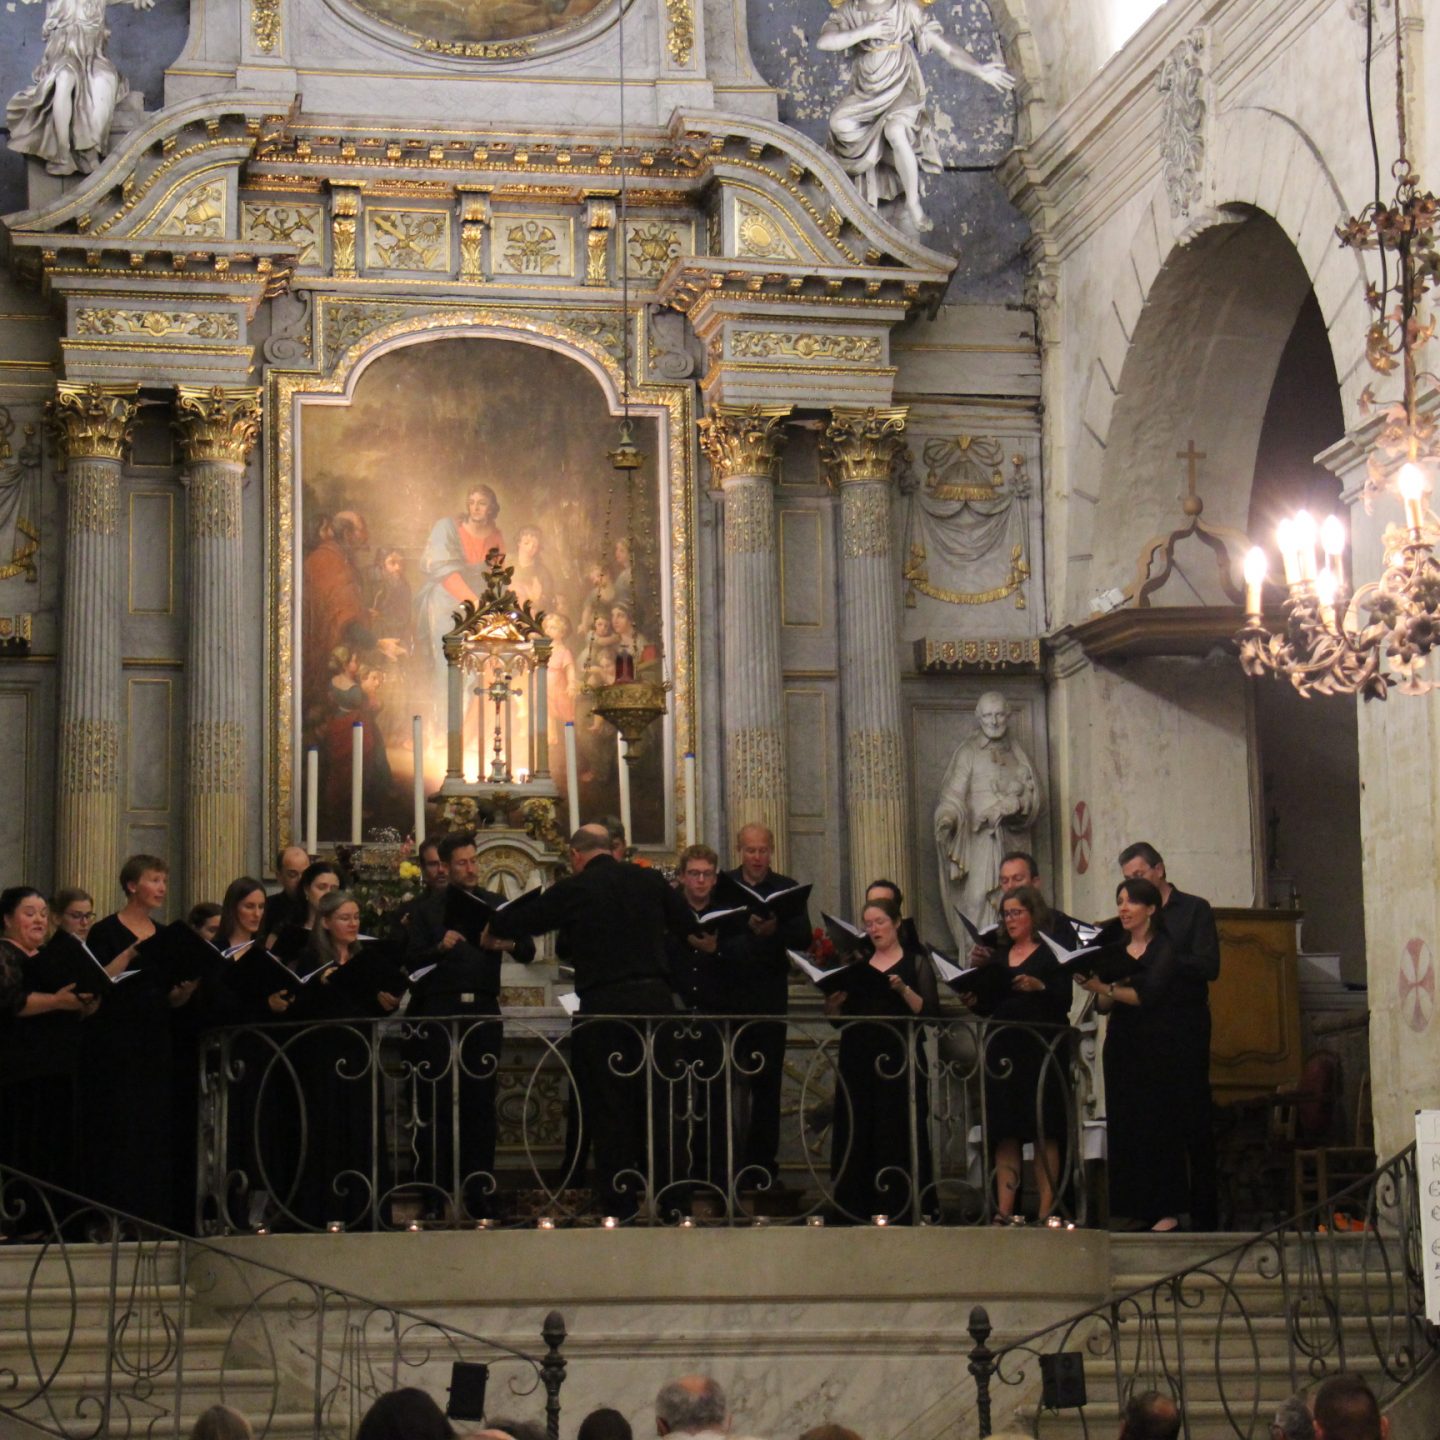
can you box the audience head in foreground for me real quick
[354,1387,457,1440]
[655,1377,730,1437]
[798,1427,866,1440]
[1119,1391,1181,1440]
[189,1407,253,1440]
[578,1409,635,1440]
[1272,1394,1316,1440]
[1311,1375,1386,1440]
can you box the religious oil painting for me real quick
[298,335,667,845]
[348,0,610,47]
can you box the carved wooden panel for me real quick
[1211,907,1303,1104]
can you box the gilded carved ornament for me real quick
[731,329,881,364]
[458,191,492,281]
[59,718,121,793]
[252,0,282,52]
[696,403,792,484]
[665,0,694,67]
[841,485,892,559]
[74,309,240,341]
[845,729,904,801]
[330,183,364,277]
[47,382,139,466]
[585,199,615,286]
[174,385,263,466]
[820,406,908,487]
[190,720,247,792]
[726,726,785,798]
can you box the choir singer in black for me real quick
[489,823,693,1218]
[1118,841,1220,1231]
[405,831,534,1221]
[719,824,811,1190]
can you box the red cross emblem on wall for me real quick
[1400,937,1434,1034]
[1070,801,1092,876]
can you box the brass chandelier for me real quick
[1236,6,1439,699]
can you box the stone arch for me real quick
[1065,105,1371,608]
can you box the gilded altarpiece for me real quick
[268,310,696,854]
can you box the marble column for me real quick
[48,382,140,903]
[822,407,912,915]
[174,385,262,903]
[697,404,793,873]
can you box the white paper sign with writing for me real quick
[1417,1109,1440,1325]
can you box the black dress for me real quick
[974,942,1072,1148]
[829,948,939,1222]
[84,914,179,1225]
[287,944,404,1229]
[1102,931,1192,1224]
[0,938,82,1205]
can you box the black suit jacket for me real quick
[493,854,690,1004]
[405,884,534,1014]
[721,867,811,1016]
[1161,887,1221,990]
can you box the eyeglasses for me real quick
[65,911,95,923]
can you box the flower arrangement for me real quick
[808,927,838,965]
[335,829,419,934]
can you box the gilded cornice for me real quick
[697,404,792,484]
[239,112,952,286]
[659,259,920,318]
[821,407,909,487]
[174,385,263,466]
[47,382,140,465]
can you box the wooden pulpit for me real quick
[1209,907,1304,1104]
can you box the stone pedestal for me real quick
[823,407,912,913]
[174,386,262,903]
[48,383,139,905]
[697,404,792,871]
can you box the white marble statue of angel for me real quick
[818,0,1014,233]
[6,0,153,177]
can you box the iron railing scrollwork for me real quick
[0,1166,566,1440]
[197,1012,1088,1230]
[967,1145,1439,1439]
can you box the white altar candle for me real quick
[564,722,580,835]
[412,714,425,844]
[684,751,697,848]
[617,734,632,851]
[351,720,364,844]
[305,747,319,855]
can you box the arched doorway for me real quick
[1087,207,1362,939]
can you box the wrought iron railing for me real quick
[197,1012,1086,1230]
[966,1144,1439,1438]
[0,1166,568,1440]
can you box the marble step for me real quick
[1053,1310,1410,1362]
[0,1283,190,1331]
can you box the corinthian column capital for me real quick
[697,403,792,484]
[174,385,263,466]
[820,406,909,487]
[47,382,140,466]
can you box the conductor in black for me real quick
[490,823,692,1216]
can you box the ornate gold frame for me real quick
[265,303,697,859]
